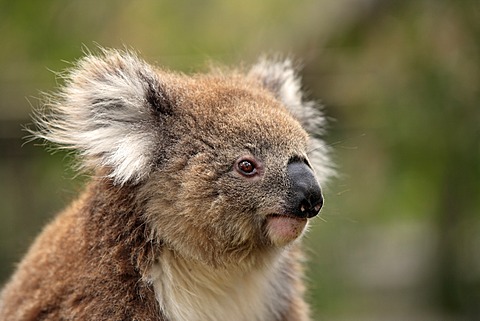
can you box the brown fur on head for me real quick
[140,72,315,267]
[34,49,331,268]
[2,49,332,320]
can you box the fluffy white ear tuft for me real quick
[249,58,335,182]
[33,49,171,185]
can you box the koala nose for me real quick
[286,161,323,219]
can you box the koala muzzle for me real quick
[287,162,323,219]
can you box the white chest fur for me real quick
[148,249,286,321]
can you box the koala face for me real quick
[139,75,324,267]
[34,50,330,268]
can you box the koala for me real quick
[0,49,332,321]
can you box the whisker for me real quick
[307,133,366,154]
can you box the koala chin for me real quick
[0,49,332,321]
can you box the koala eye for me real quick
[238,160,255,174]
[235,157,261,177]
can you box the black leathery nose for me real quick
[286,162,323,218]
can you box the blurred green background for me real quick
[1,0,479,320]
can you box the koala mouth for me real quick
[265,214,308,245]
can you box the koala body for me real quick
[0,50,331,321]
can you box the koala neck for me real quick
[83,180,159,276]
[148,246,290,321]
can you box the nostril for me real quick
[314,194,324,212]
[298,194,323,218]
[300,204,306,213]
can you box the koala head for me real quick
[35,49,332,268]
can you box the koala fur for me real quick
[0,49,332,321]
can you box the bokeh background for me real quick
[1,0,479,320]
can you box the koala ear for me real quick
[33,49,172,185]
[249,58,334,182]
[248,58,326,133]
